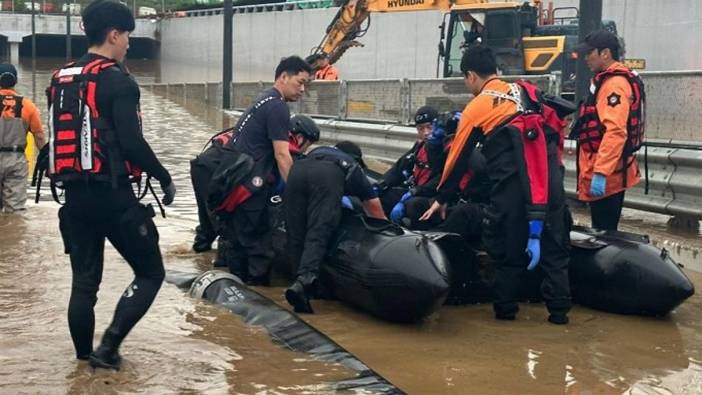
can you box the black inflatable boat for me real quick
[271,209,453,323]
[271,204,694,320]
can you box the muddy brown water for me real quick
[1,59,701,394]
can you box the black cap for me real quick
[574,29,620,54]
[414,105,438,125]
[0,63,17,88]
[335,141,367,169]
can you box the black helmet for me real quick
[290,114,320,143]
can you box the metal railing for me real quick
[176,70,699,138]
[143,70,702,220]
[219,73,561,125]
[313,119,702,221]
[179,0,335,17]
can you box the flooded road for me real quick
[2,59,702,394]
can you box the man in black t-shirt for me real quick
[51,0,175,370]
[284,141,387,314]
[222,56,311,285]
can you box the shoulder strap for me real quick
[480,83,524,113]
[1,95,23,118]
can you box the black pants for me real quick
[61,183,164,359]
[435,202,483,242]
[190,159,217,244]
[590,191,625,231]
[403,195,438,230]
[483,172,571,318]
[222,189,274,280]
[284,160,344,284]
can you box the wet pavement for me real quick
[1,59,702,394]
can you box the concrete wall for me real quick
[0,13,157,41]
[159,8,443,82]
[159,1,702,83]
[551,0,702,71]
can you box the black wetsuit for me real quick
[59,53,170,359]
[284,146,376,285]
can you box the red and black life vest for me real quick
[411,143,433,187]
[541,103,567,166]
[570,68,646,154]
[481,80,559,216]
[47,58,141,186]
[443,136,476,193]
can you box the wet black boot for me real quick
[548,314,569,325]
[285,280,314,314]
[192,226,215,253]
[89,330,122,370]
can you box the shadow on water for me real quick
[2,58,702,394]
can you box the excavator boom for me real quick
[314,0,488,64]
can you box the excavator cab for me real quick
[441,3,538,77]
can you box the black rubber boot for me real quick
[192,237,213,253]
[89,327,123,370]
[548,314,569,325]
[285,280,314,314]
[495,313,516,321]
[89,344,122,370]
[192,226,215,253]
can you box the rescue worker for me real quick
[284,141,386,314]
[189,115,320,256]
[190,127,235,253]
[571,30,644,231]
[377,106,438,217]
[313,54,339,81]
[0,63,45,212]
[420,46,571,324]
[217,56,311,285]
[49,0,176,369]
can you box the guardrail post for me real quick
[549,71,562,97]
[339,80,348,120]
[400,78,410,125]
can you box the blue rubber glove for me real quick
[426,123,446,146]
[341,196,353,210]
[399,191,412,203]
[590,173,606,197]
[526,220,543,271]
[390,202,406,223]
[274,177,286,195]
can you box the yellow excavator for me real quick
[313,0,616,97]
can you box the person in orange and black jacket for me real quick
[0,63,45,213]
[420,46,571,325]
[571,30,645,231]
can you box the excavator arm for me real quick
[313,0,487,64]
